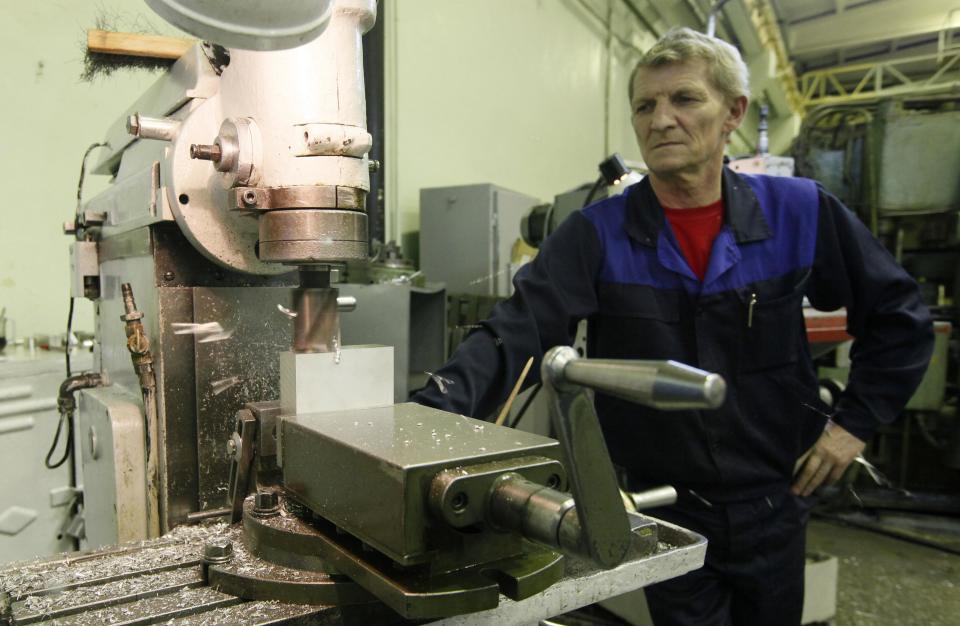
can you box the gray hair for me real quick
[629,27,750,103]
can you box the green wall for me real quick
[0,1,182,340]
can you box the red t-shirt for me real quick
[662,199,724,281]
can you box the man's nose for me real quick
[649,103,676,131]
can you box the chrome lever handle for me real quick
[540,346,726,568]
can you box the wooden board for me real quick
[87,29,195,60]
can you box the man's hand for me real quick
[792,421,866,497]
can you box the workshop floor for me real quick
[806,519,960,626]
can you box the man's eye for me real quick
[634,103,653,114]
[674,95,697,104]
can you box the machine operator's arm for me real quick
[413,210,605,419]
[795,187,934,495]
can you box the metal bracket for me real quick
[226,409,258,523]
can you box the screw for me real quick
[450,492,469,513]
[190,143,222,162]
[203,537,234,564]
[241,190,258,206]
[163,271,175,282]
[253,490,280,517]
[368,159,381,173]
[226,438,237,457]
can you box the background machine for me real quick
[1,1,726,624]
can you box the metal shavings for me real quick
[1,524,227,599]
[852,454,906,492]
[46,585,234,625]
[210,376,242,396]
[172,322,221,336]
[167,600,319,625]
[468,267,511,286]
[276,304,298,318]
[13,568,201,620]
[424,371,455,394]
[172,322,235,344]
[198,329,233,343]
[388,270,423,284]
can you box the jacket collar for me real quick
[624,166,772,247]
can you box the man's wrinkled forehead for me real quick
[631,60,714,102]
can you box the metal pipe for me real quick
[185,507,231,523]
[120,283,161,537]
[707,0,731,38]
[126,113,180,142]
[628,486,677,511]
[542,347,726,410]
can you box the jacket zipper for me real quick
[747,292,758,328]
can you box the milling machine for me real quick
[4,2,726,623]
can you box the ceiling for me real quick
[769,0,959,73]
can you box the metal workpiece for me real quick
[279,346,394,416]
[292,287,340,353]
[126,113,180,142]
[280,403,563,566]
[542,346,727,410]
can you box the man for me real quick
[413,28,932,626]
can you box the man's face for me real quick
[630,60,744,177]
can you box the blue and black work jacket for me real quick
[414,167,933,501]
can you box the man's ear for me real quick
[723,95,749,134]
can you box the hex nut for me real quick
[253,490,280,516]
[203,537,234,563]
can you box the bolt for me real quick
[126,114,140,136]
[226,438,237,456]
[368,159,381,173]
[190,143,222,162]
[253,490,280,516]
[203,537,234,563]
[241,190,258,206]
[163,271,175,282]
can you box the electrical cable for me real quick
[66,296,75,377]
[582,176,605,208]
[45,409,73,469]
